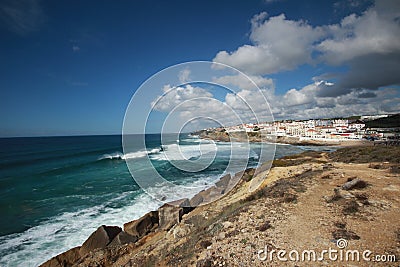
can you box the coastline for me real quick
[193,129,373,147]
[40,145,399,266]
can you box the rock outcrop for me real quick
[341,178,368,190]
[189,191,204,207]
[79,225,121,256]
[215,173,231,190]
[158,204,183,230]
[123,210,158,238]
[41,246,81,267]
[108,231,138,247]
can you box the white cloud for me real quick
[178,68,191,84]
[152,79,275,130]
[318,1,400,65]
[214,13,324,75]
[272,81,400,120]
[72,45,80,52]
[213,74,274,91]
[152,79,399,130]
[153,1,400,128]
[213,0,400,98]
[152,84,213,112]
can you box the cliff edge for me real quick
[41,146,400,266]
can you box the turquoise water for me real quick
[0,134,334,266]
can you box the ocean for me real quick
[0,134,335,266]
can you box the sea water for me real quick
[0,134,335,266]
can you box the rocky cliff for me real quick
[41,146,400,266]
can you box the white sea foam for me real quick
[0,140,265,266]
[99,148,161,161]
[0,191,161,267]
[150,143,217,161]
[0,170,221,267]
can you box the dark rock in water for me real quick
[342,178,368,190]
[108,231,138,247]
[79,225,121,256]
[40,246,81,267]
[158,204,183,230]
[215,173,231,189]
[124,211,158,238]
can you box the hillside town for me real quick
[211,114,399,142]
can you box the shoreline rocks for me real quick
[40,168,255,267]
[40,146,400,266]
[79,225,122,256]
[123,210,158,238]
[41,246,81,267]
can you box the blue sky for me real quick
[0,0,399,136]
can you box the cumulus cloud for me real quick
[213,0,400,99]
[152,78,275,130]
[153,0,400,128]
[178,68,191,84]
[212,73,275,122]
[213,74,274,91]
[152,85,246,131]
[152,80,398,130]
[151,84,213,112]
[214,13,324,75]
[273,81,399,120]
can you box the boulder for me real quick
[342,178,368,190]
[202,186,225,202]
[215,174,231,189]
[168,198,190,207]
[189,186,225,207]
[189,191,204,207]
[171,223,192,239]
[168,198,193,215]
[79,225,121,256]
[241,168,255,182]
[158,204,183,230]
[123,211,158,238]
[108,231,138,247]
[40,246,81,267]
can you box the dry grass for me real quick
[329,146,400,164]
